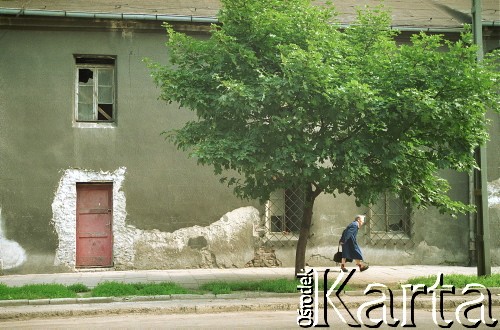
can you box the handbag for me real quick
[333,245,342,263]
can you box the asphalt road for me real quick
[2,308,498,329]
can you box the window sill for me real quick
[265,232,299,241]
[369,231,411,240]
[73,122,116,129]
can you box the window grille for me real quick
[364,192,414,248]
[263,188,304,244]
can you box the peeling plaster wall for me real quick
[488,178,500,208]
[51,167,132,268]
[51,167,259,270]
[50,167,500,270]
[0,208,27,270]
[132,206,258,269]
[488,178,500,265]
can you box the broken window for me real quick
[365,192,414,247]
[75,56,116,122]
[265,188,304,239]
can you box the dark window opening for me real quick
[78,69,94,83]
[97,104,113,121]
[75,57,115,65]
[270,215,284,232]
[265,188,304,240]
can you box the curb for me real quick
[0,292,297,307]
[1,293,500,321]
[0,296,299,321]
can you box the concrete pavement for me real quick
[0,265,499,321]
[1,265,494,289]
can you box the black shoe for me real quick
[341,267,349,273]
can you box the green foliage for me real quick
[147,0,500,215]
[199,281,233,294]
[137,282,191,295]
[200,278,300,294]
[199,278,353,293]
[0,279,357,300]
[256,278,299,293]
[90,281,192,297]
[90,282,137,297]
[67,283,90,293]
[407,274,500,288]
[0,283,78,300]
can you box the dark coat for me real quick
[340,221,363,261]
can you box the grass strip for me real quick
[0,283,82,300]
[0,277,355,300]
[91,281,194,297]
[406,274,500,288]
[200,278,299,294]
[199,278,352,294]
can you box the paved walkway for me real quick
[1,265,497,288]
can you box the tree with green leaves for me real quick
[147,0,499,275]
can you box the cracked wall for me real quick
[132,206,258,269]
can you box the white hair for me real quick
[355,215,366,223]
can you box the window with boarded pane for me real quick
[75,56,115,123]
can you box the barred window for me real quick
[264,188,304,241]
[365,192,414,247]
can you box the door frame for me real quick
[75,182,114,268]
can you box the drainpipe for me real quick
[0,209,3,275]
[472,0,491,277]
[469,174,476,266]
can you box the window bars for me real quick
[262,188,414,248]
[364,192,414,248]
[263,188,305,244]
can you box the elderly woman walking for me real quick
[339,214,369,272]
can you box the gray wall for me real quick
[0,25,253,272]
[0,20,498,273]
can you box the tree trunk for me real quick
[294,184,320,276]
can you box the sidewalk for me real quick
[1,265,492,288]
[0,265,498,321]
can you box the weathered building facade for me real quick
[0,0,499,274]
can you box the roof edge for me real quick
[0,8,219,24]
[0,7,498,31]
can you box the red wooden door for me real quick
[76,183,113,267]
